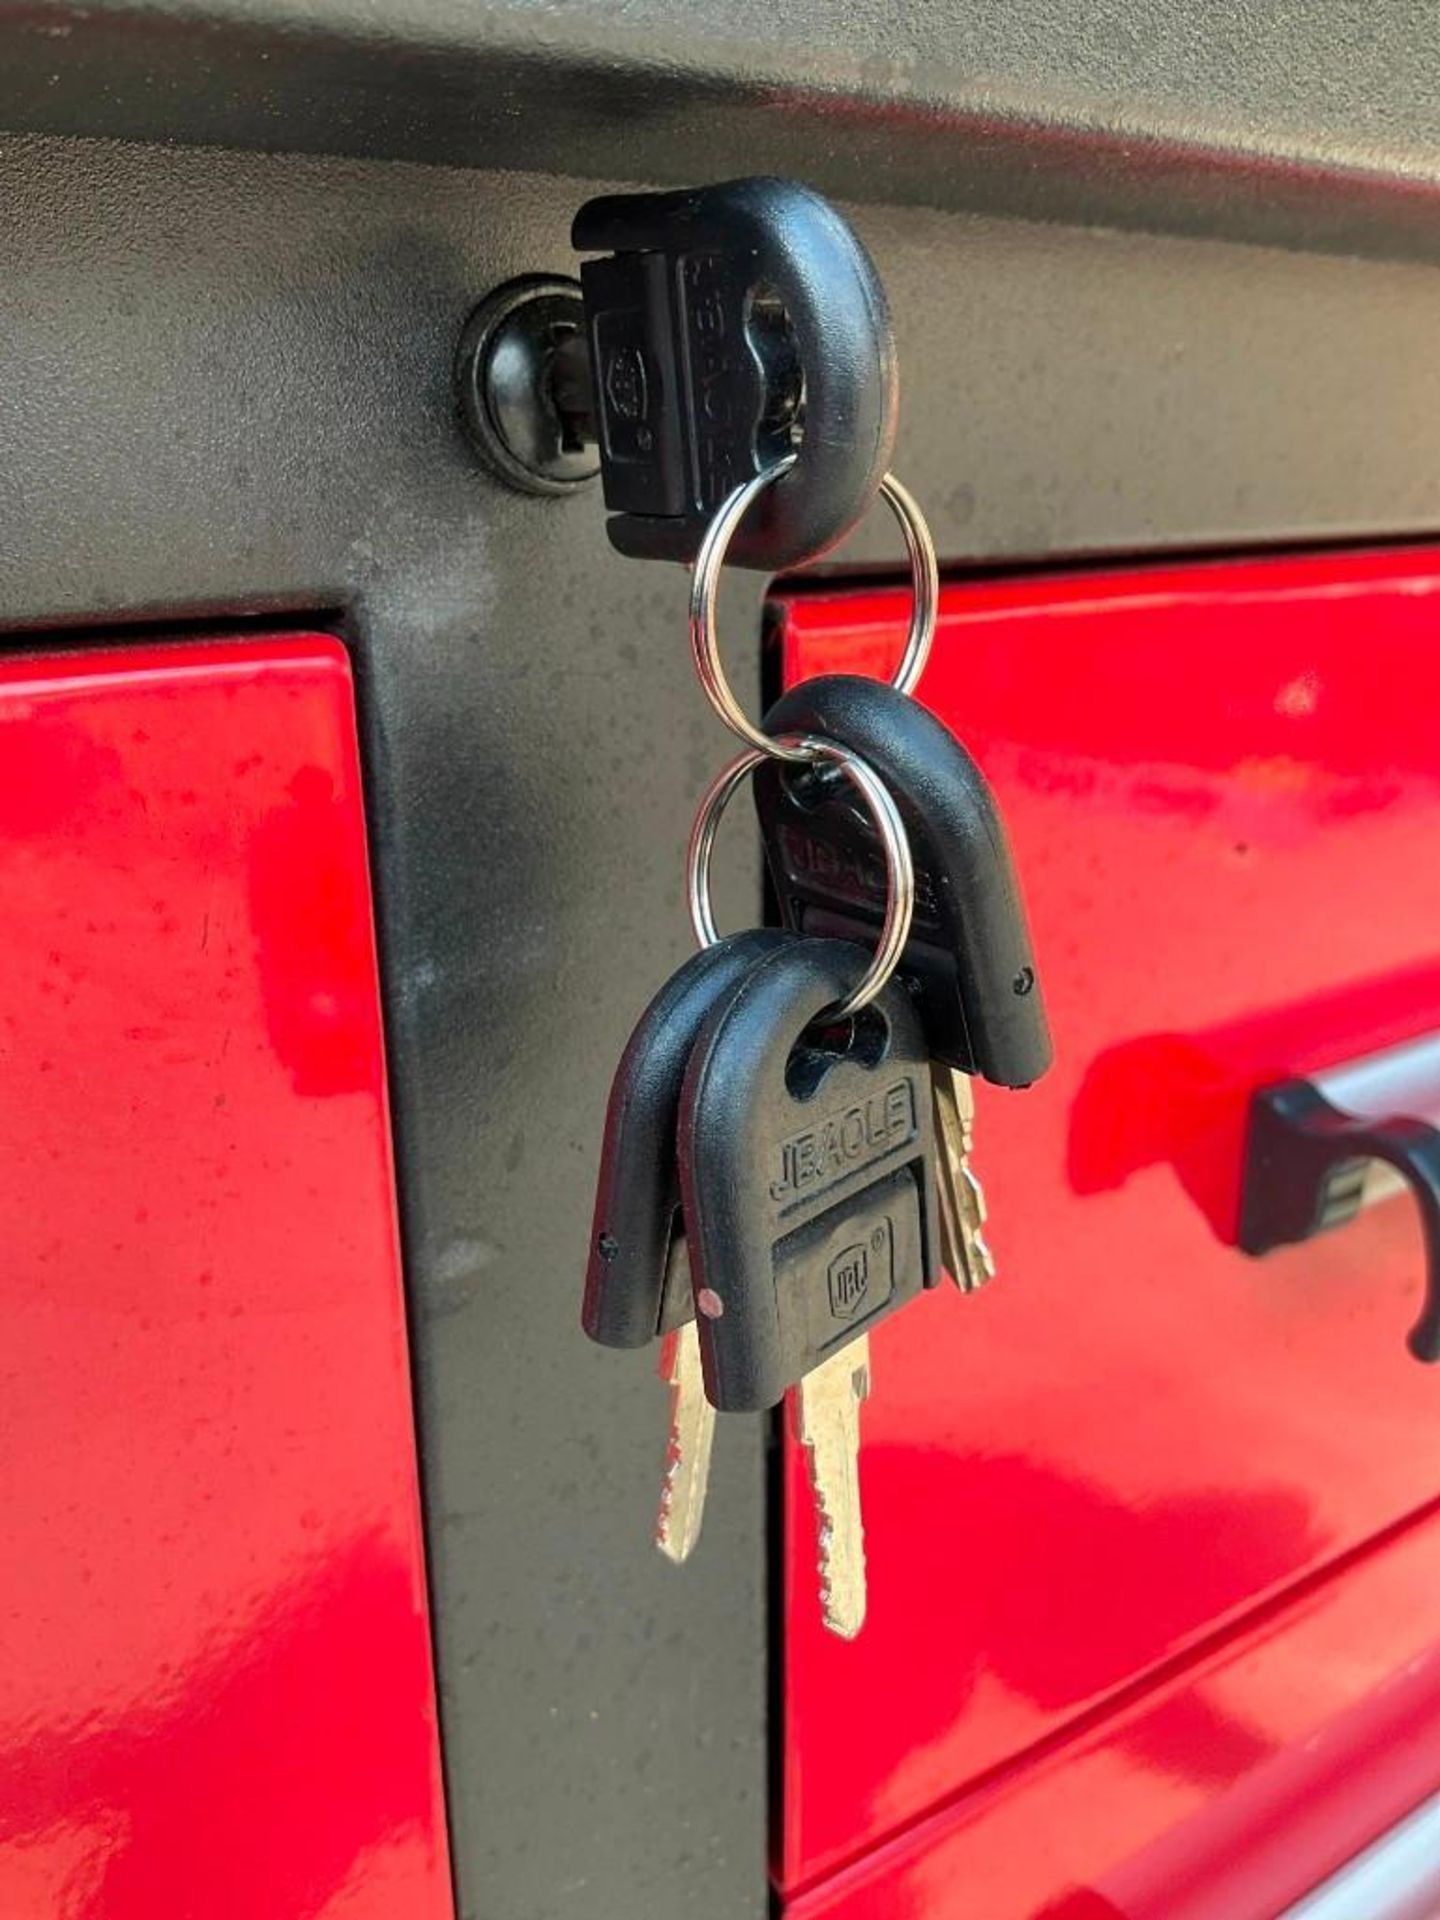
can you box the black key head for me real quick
[583,928,788,1348]
[572,178,897,571]
[754,674,1053,1088]
[678,937,941,1412]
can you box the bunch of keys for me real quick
[582,459,1051,1639]
[753,669,1053,1289]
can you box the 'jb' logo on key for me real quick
[827,1244,870,1319]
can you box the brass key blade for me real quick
[951,1068,997,1287]
[930,1065,969,1287]
[797,1336,870,1639]
[930,1064,997,1292]
[655,1320,716,1565]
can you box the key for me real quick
[752,673,1052,1091]
[678,936,941,1635]
[930,1064,996,1292]
[796,1337,870,1638]
[583,927,788,1349]
[583,928,787,1560]
[754,674,1050,1291]
[656,1310,715,1566]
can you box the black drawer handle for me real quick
[1239,1036,1440,1362]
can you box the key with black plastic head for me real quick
[754,674,1053,1291]
[583,927,786,1561]
[678,936,940,1637]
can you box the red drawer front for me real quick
[788,1510,1440,1920]
[774,551,1440,1906]
[0,638,453,1918]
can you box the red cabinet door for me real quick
[773,550,1440,1914]
[0,637,452,1919]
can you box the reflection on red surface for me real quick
[775,550,1440,1910]
[1,1538,439,1917]
[788,1502,1440,1920]
[1069,959,1440,1240]
[0,638,452,1919]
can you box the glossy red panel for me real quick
[0,637,453,1919]
[789,1502,1440,1920]
[775,550,1440,1899]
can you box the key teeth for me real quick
[654,1325,714,1566]
[930,1065,999,1293]
[812,1515,867,1640]
[821,1599,866,1641]
[799,1343,869,1641]
[655,1457,696,1564]
[655,1420,686,1562]
[952,1234,998,1294]
[973,1228,997,1286]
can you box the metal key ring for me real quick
[686,731,915,1020]
[690,459,941,764]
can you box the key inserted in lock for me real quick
[458,178,898,573]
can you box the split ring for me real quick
[686,731,915,1020]
[689,460,940,763]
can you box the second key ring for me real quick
[690,460,941,764]
[687,731,914,1020]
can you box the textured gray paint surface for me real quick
[6,128,1440,1917]
[4,2,1440,257]
[1,137,767,1920]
